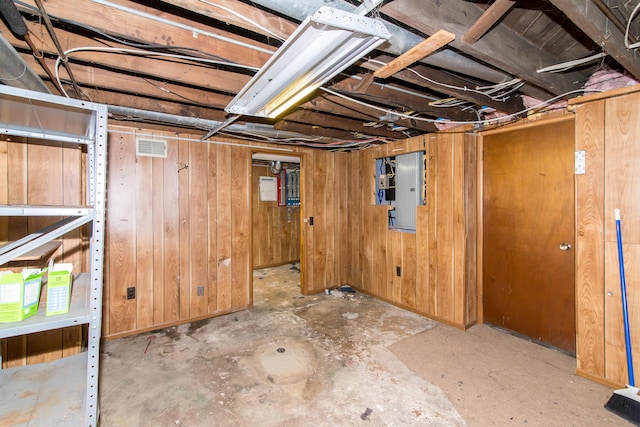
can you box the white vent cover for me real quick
[136,138,167,158]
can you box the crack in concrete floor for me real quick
[99,263,465,426]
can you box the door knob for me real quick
[559,242,572,251]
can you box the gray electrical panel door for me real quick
[395,152,423,230]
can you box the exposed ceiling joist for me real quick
[463,0,515,44]
[2,0,638,148]
[363,55,525,115]
[373,30,456,79]
[381,0,589,97]
[158,0,296,41]
[549,0,640,81]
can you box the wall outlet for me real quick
[127,287,135,300]
[197,285,205,296]
[396,266,401,277]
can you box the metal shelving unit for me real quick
[0,85,107,426]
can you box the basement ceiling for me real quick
[1,0,640,149]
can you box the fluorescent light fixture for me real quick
[225,6,390,119]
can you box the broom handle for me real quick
[616,208,635,386]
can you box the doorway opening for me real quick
[250,151,303,303]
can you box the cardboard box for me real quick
[0,269,45,323]
[46,263,73,316]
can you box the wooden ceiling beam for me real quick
[363,55,524,115]
[382,0,589,96]
[18,0,274,69]
[281,109,405,139]
[374,29,455,79]
[2,20,252,95]
[305,94,438,133]
[549,0,640,81]
[330,75,478,122]
[21,54,233,109]
[463,0,515,44]
[273,121,369,141]
[158,0,296,41]
[82,87,228,122]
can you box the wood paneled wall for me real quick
[0,138,86,367]
[251,164,300,268]
[345,133,477,328]
[0,123,469,360]
[574,87,640,387]
[103,128,348,336]
[104,126,252,338]
[301,149,350,294]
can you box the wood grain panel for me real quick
[163,136,181,322]
[391,231,403,303]
[107,132,138,334]
[231,145,251,308]
[604,242,640,385]
[302,150,314,294]
[401,231,417,307]
[575,101,606,378]
[361,149,375,294]
[337,153,349,286]
[605,92,640,244]
[207,145,218,313]
[188,138,209,317]
[453,134,465,325]
[347,152,361,287]
[436,133,454,321]
[375,205,389,297]
[427,135,438,316]
[152,153,166,324]
[416,205,430,313]
[135,149,154,329]
[464,133,478,325]
[216,144,232,312]
[310,150,328,293]
[178,139,191,319]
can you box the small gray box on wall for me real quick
[395,152,423,230]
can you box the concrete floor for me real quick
[99,264,462,426]
[98,264,630,427]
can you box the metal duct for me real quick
[107,105,331,141]
[0,33,50,93]
[249,0,553,100]
[249,0,508,83]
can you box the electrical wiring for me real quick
[88,0,275,55]
[54,46,260,98]
[196,0,286,42]
[626,2,640,49]
[368,59,524,102]
[320,87,603,126]
[15,0,269,64]
[536,52,608,73]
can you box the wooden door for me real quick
[483,118,576,353]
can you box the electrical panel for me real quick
[277,168,300,206]
[375,151,425,231]
[395,152,423,230]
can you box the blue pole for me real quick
[616,208,635,386]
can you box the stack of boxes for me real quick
[0,242,73,323]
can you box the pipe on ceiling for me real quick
[0,33,50,93]
[249,0,511,84]
[250,0,556,100]
[107,105,332,141]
